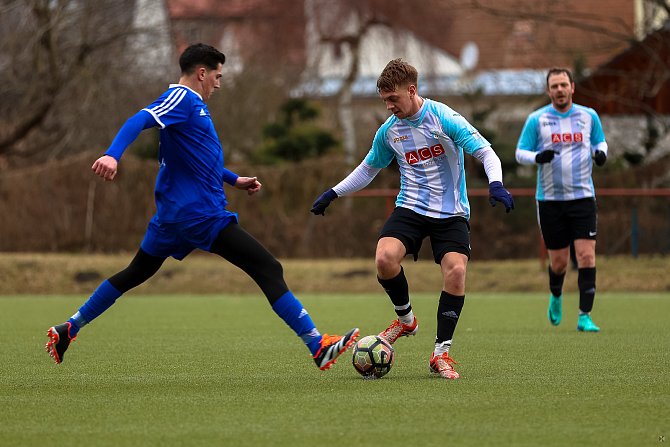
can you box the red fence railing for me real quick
[353,188,670,263]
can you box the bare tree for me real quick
[303,0,463,166]
[0,0,172,166]
[303,0,386,166]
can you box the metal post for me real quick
[631,207,639,258]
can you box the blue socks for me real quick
[67,312,87,337]
[272,291,322,355]
[67,280,122,336]
[68,284,324,357]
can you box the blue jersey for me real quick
[364,99,490,219]
[142,84,236,222]
[517,104,606,201]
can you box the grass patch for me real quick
[0,292,668,446]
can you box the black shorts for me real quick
[537,198,597,250]
[379,207,471,263]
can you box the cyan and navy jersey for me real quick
[142,84,233,223]
[364,98,490,219]
[518,104,606,201]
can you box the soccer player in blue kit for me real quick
[311,59,514,379]
[515,68,607,332]
[45,43,359,370]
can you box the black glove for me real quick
[594,150,607,167]
[310,189,338,215]
[488,181,514,213]
[535,150,556,164]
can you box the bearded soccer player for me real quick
[515,67,607,332]
[45,43,358,369]
[310,58,514,379]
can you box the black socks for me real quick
[436,291,465,343]
[378,267,412,317]
[578,267,596,313]
[548,266,566,298]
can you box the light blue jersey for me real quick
[517,104,606,201]
[364,99,490,219]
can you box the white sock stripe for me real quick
[394,303,411,311]
[434,339,452,355]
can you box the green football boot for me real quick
[577,314,600,332]
[548,295,562,326]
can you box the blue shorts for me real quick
[140,212,239,260]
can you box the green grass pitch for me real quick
[1,292,668,446]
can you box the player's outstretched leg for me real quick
[45,323,76,364]
[378,316,419,344]
[548,294,562,326]
[429,352,460,379]
[577,314,600,332]
[313,328,360,371]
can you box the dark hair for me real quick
[377,58,418,92]
[546,67,573,86]
[179,43,226,74]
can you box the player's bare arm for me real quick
[91,155,118,181]
[235,176,262,195]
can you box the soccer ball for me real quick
[351,335,395,379]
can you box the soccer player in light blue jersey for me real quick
[311,59,514,379]
[45,44,359,370]
[515,67,607,333]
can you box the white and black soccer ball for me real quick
[351,335,395,379]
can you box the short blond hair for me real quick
[377,58,418,92]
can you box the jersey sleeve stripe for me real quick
[142,107,165,128]
[150,88,187,118]
[149,88,181,116]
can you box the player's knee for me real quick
[578,254,595,266]
[576,252,595,268]
[550,259,568,275]
[375,252,400,278]
[262,256,284,280]
[444,263,466,287]
[109,266,156,292]
[252,257,288,304]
